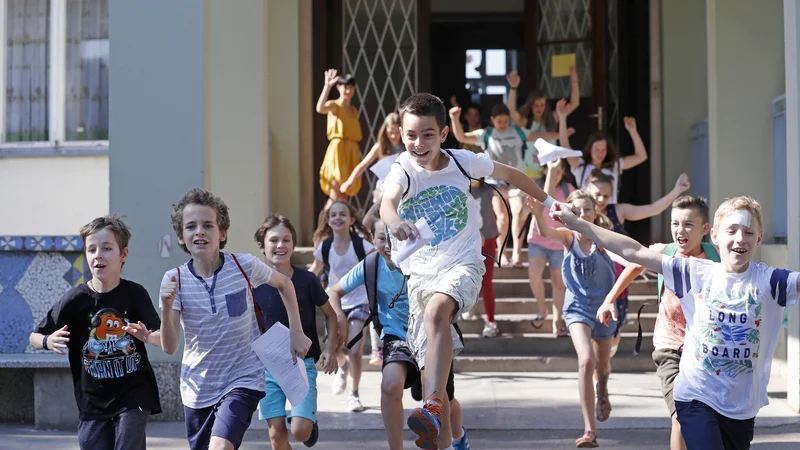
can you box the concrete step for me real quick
[457,332,655,356]
[457,313,658,335]
[492,278,657,298]
[471,295,659,315]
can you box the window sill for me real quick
[0,145,109,158]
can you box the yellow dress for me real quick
[319,100,363,197]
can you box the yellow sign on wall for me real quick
[552,53,576,77]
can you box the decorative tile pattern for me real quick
[0,235,83,252]
[0,251,91,353]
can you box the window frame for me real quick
[0,0,108,152]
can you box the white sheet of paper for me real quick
[391,218,435,271]
[534,138,583,165]
[369,153,400,182]
[250,323,309,407]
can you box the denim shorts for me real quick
[563,293,617,340]
[528,243,565,268]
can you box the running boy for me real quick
[157,188,311,450]
[30,215,162,450]
[551,196,798,450]
[380,92,568,449]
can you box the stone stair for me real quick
[294,247,659,372]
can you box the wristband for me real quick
[509,87,517,90]
[543,196,556,209]
[42,334,50,351]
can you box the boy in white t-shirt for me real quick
[551,196,799,450]
[380,93,569,450]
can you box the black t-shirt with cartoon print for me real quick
[35,279,162,420]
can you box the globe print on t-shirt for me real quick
[398,185,468,246]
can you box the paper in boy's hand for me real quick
[251,323,309,406]
[369,153,400,182]
[391,218,435,268]
[534,139,583,165]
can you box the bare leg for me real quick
[671,413,687,450]
[422,294,458,448]
[267,418,292,450]
[209,437,235,450]
[492,190,510,263]
[347,319,366,392]
[509,195,524,264]
[568,323,597,434]
[549,267,566,325]
[381,363,408,450]
[528,257,549,321]
[290,417,314,443]
[450,398,464,440]
[593,338,613,421]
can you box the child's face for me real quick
[532,97,546,120]
[401,114,448,169]
[572,198,597,223]
[590,139,608,165]
[261,224,294,267]
[337,83,355,101]
[327,203,355,233]
[85,227,127,283]
[465,108,481,128]
[711,209,762,271]
[491,114,510,132]
[587,182,612,210]
[372,220,391,259]
[387,124,401,145]
[670,208,709,255]
[179,204,227,258]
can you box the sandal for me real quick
[575,430,598,448]
[531,313,544,329]
[554,319,569,337]
[595,383,612,422]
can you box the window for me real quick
[1,0,108,148]
[464,49,519,105]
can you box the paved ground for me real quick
[2,371,799,449]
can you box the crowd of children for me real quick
[28,67,798,450]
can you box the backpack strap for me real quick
[364,253,381,335]
[513,125,528,158]
[444,149,510,268]
[351,231,367,261]
[701,242,720,262]
[395,162,412,199]
[483,127,493,147]
[321,237,334,287]
[231,254,267,334]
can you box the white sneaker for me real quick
[348,393,365,412]
[482,321,498,338]
[461,311,478,321]
[369,349,383,366]
[332,363,348,395]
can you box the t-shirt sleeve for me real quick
[618,156,625,174]
[308,273,329,307]
[160,270,182,312]
[383,158,409,192]
[339,260,366,294]
[464,150,495,178]
[661,255,693,299]
[763,265,800,307]
[312,244,323,261]
[132,282,161,330]
[34,289,77,334]
[471,128,487,149]
[247,254,274,288]
[363,238,375,255]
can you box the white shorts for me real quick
[406,262,485,367]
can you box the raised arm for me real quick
[621,117,649,170]
[315,69,340,115]
[506,71,524,126]
[617,173,691,223]
[551,206,664,273]
[528,198,573,248]
[448,106,480,145]
[562,65,580,117]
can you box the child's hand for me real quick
[339,179,354,194]
[324,68,339,87]
[389,220,419,241]
[550,201,579,226]
[290,330,312,364]
[596,302,618,327]
[567,127,576,136]
[46,325,70,355]
[123,321,152,343]
[506,70,520,89]
[623,116,637,134]
[449,106,461,119]
[547,159,564,178]
[526,196,544,215]
[673,173,690,193]
[319,345,339,375]
[161,276,178,310]
[555,98,568,118]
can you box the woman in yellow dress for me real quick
[316,69,363,207]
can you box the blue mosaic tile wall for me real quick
[0,236,91,353]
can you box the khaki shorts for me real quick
[652,348,682,416]
[406,262,484,367]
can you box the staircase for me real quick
[294,247,659,372]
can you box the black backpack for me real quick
[398,149,512,267]
[320,230,367,288]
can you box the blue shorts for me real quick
[528,243,565,268]
[258,358,318,423]
[563,293,617,340]
[184,388,264,450]
[675,400,754,450]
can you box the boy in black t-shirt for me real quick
[253,215,340,448]
[29,215,162,450]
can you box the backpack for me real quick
[483,125,529,159]
[398,149,512,267]
[176,253,266,333]
[320,230,367,288]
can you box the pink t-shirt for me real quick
[527,183,575,251]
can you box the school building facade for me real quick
[1,0,799,425]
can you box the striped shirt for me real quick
[160,252,272,408]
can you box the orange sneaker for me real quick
[407,394,443,449]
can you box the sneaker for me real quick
[369,349,383,366]
[332,361,348,395]
[452,426,471,450]
[461,311,478,321]
[407,394,443,449]
[303,421,319,447]
[481,321,498,338]
[348,393,365,412]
